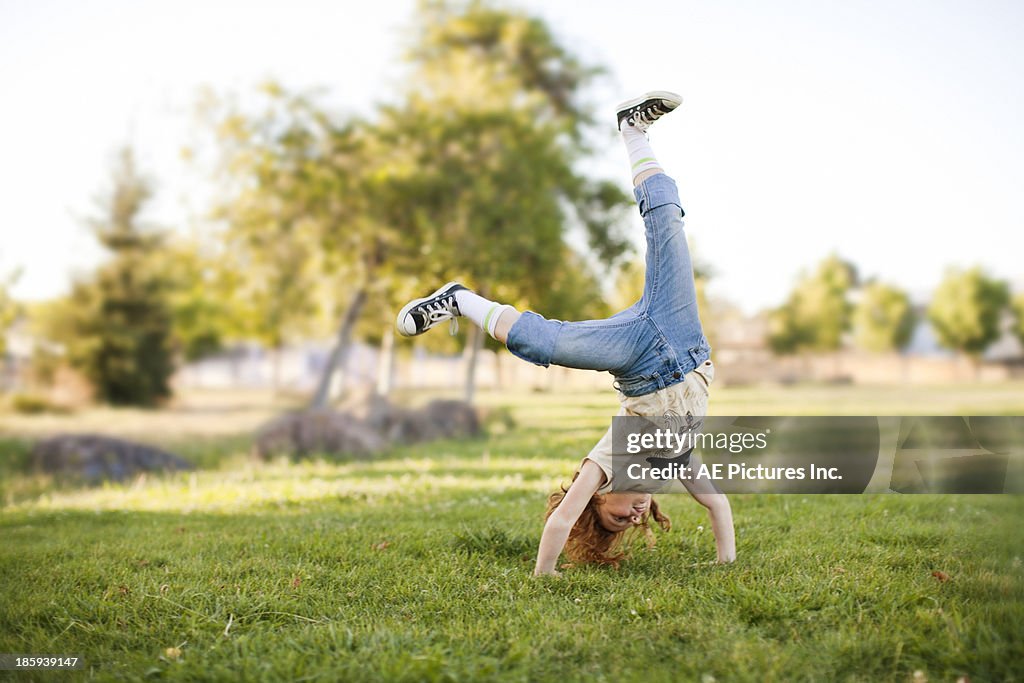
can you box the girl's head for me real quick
[546,485,671,568]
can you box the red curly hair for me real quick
[545,477,671,568]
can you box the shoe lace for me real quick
[421,296,460,335]
[632,103,666,131]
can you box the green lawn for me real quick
[1,385,1023,681]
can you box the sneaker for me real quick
[396,282,468,337]
[615,91,683,133]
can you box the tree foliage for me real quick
[1011,292,1024,349]
[380,0,634,396]
[380,0,632,306]
[201,1,634,403]
[0,269,21,358]
[66,149,175,405]
[852,281,915,353]
[200,84,386,397]
[927,267,1009,357]
[154,237,240,362]
[768,254,857,354]
[205,86,338,352]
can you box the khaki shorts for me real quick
[583,360,715,493]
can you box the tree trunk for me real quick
[309,287,368,408]
[375,326,397,397]
[272,346,282,396]
[494,348,504,391]
[463,324,484,404]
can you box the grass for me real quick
[0,384,1023,681]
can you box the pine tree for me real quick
[68,148,175,406]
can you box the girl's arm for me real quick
[681,457,736,563]
[533,460,605,576]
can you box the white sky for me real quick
[1,0,1022,313]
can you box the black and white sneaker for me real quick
[616,91,683,133]
[396,282,468,337]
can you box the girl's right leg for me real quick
[617,93,701,320]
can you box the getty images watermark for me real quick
[624,422,841,481]
[611,416,1024,494]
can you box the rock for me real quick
[32,434,194,482]
[421,399,481,439]
[253,398,481,461]
[363,397,480,443]
[253,409,385,460]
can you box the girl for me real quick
[396,92,735,576]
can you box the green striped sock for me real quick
[622,123,662,181]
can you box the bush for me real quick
[10,394,67,415]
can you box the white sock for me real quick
[620,120,663,183]
[455,290,513,340]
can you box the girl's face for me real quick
[596,492,653,532]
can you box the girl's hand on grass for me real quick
[532,569,562,578]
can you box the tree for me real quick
[24,297,76,389]
[852,281,915,353]
[927,267,1009,360]
[201,1,634,406]
[537,248,611,323]
[202,84,363,395]
[155,237,241,362]
[0,269,21,359]
[66,148,175,406]
[386,0,633,401]
[1010,292,1024,350]
[768,254,857,354]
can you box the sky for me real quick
[1,0,1022,314]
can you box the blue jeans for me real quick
[505,173,711,397]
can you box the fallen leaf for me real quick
[932,571,951,583]
[291,576,302,588]
[118,585,130,595]
[373,541,391,551]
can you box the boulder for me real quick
[420,399,481,439]
[253,397,481,461]
[32,434,194,482]
[253,409,385,460]
[368,396,480,442]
